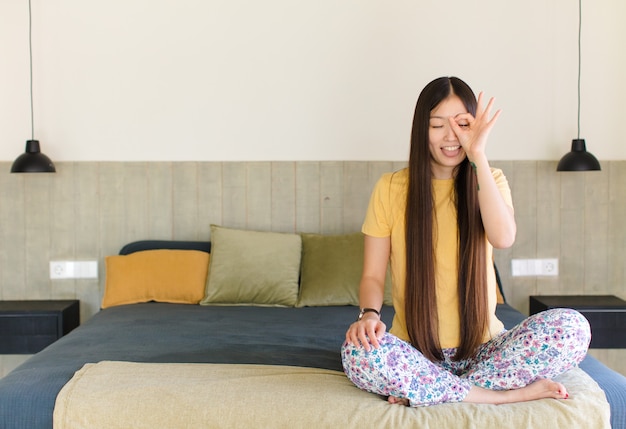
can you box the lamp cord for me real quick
[577,0,581,140]
[29,0,34,141]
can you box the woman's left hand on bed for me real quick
[345,316,386,352]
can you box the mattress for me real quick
[0,302,619,428]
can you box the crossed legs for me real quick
[341,308,591,406]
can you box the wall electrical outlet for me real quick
[511,258,559,277]
[50,261,98,279]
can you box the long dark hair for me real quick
[405,76,488,362]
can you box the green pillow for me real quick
[297,232,392,307]
[201,225,301,307]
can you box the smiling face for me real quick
[428,95,469,179]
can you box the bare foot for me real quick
[388,396,409,406]
[386,379,567,407]
[464,379,569,405]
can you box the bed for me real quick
[0,234,624,428]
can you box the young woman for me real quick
[342,76,590,406]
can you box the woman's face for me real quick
[428,95,469,179]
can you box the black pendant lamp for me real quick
[556,0,600,172]
[11,0,56,174]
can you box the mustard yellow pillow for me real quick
[102,250,210,309]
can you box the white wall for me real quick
[1,0,625,162]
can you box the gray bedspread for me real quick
[0,303,624,428]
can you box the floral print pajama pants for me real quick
[341,308,591,406]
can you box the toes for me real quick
[548,381,568,399]
[554,382,568,399]
[387,396,409,406]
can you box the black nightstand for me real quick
[529,295,626,349]
[0,300,80,354]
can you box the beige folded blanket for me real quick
[54,361,610,429]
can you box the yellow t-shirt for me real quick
[362,167,512,349]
